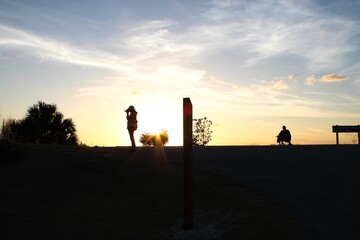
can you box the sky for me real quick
[1,0,360,146]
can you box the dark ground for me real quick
[195,145,360,240]
[0,144,359,239]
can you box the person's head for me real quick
[282,125,286,130]
[125,105,136,113]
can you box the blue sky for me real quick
[1,0,360,146]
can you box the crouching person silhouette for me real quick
[125,105,138,152]
[277,125,292,145]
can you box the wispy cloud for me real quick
[272,80,289,90]
[306,75,317,85]
[200,0,359,69]
[288,73,349,85]
[2,0,359,73]
[1,0,359,120]
[288,75,298,80]
[0,24,135,72]
[320,74,348,83]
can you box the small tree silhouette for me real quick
[193,117,213,146]
[0,118,16,140]
[139,130,169,146]
[9,101,78,145]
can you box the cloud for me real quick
[320,74,348,83]
[306,75,317,85]
[288,75,298,80]
[272,80,289,90]
[200,0,359,69]
[2,0,359,73]
[0,24,134,72]
[1,1,359,120]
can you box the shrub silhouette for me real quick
[1,117,16,141]
[139,130,169,146]
[193,117,213,146]
[139,132,153,146]
[9,101,78,145]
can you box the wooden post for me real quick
[333,125,340,145]
[183,98,193,229]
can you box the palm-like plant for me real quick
[139,130,169,146]
[158,130,169,146]
[11,101,78,145]
[139,132,154,146]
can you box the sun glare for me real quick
[136,104,182,146]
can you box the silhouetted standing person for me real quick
[277,125,292,145]
[125,105,138,152]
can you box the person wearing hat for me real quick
[125,105,138,151]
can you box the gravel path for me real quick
[194,145,360,240]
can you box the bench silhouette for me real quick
[332,125,360,145]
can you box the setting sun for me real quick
[134,99,183,146]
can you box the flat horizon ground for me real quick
[1,144,359,239]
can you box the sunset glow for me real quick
[1,0,360,146]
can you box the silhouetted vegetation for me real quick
[0,117,15,141]
[352,135,358,144]
[139,130,169,146]
[193,117,213,146]
[1,101,78,145]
